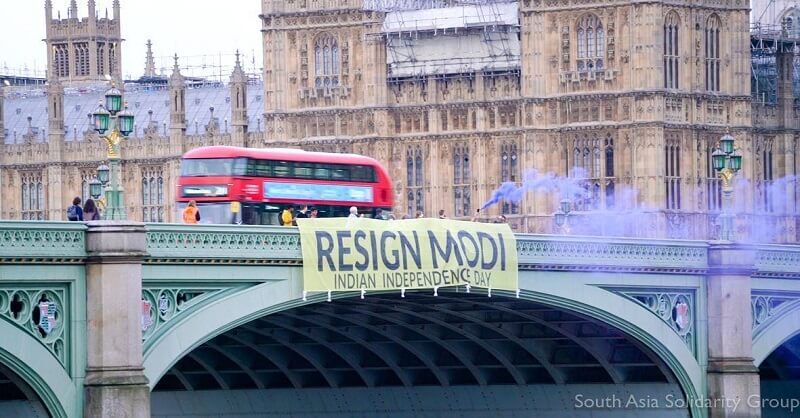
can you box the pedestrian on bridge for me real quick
[182,201,200,224]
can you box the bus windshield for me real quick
[181,158,247,176]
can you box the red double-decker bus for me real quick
[177,146,394,225]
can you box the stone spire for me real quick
[169,54,186,133]
[69,0,78,19]
[230,50,248,144]
[88,0,96,20]
[47,61,64,139]
[113,0,120,20]
[144,40,155,77]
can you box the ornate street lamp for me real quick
[712,130,743,241]
[554,198,571,234]
[92,82,133,220]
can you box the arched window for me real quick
[141,166,164,222]
[705,15,721,92]
[665,132,681,210]
[314,35,340,88]
[664,11,680,89]
[577,14,605,72]
[567,134,615,211]
[453,144,471,217]
[500,142,519,215]
[406,146,424,215]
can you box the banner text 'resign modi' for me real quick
[297,218,518,292]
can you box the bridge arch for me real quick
[0,318,75,418]
[144,273,703,416]
[753,307,800,367]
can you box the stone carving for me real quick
[0,287,68,368]
[603,287,696,354]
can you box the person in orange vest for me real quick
[183,200,200,224]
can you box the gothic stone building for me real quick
[1,0,798,243]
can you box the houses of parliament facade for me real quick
[1,0,798,243]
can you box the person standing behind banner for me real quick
[182,200,200,224]
[293,205,309,225]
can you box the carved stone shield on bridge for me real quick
[142,299,154,332]
[37,301,58,336]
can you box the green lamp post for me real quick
[91,83,134,220]
[711,131,743,241]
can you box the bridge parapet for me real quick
[0,221,86,262]
[2,222,800,277]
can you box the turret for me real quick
[169,54,186,133]
[47,71,65,144]
[144,40,156,77]
[88,0,96,19]
[230,50,248,146]
[45,0,53,35]
[113,0,120,21]
[69,0,78,19]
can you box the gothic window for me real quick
[453,143,471,217]
[761,138,775,213]
[54,44,69,77]
[20,171,45,220]
[705,15,721,92]
[75,43,90,77]
[314,35,340,88]
[665,133,682,210]
[97,43,106,76]
[109,43,116,75]
[141,166,165,222]
[706,140,722,212]
[577,14,605,72]
[566,134,614,210]
[664,12,680,89]
[406,147,424,215]
[500,142,520,214]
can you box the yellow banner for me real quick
[297,218,518,292]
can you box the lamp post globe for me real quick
[96,164,110,185]
[554,210,566,227]
[89,178,103,200]
[711,148,726,172]
[559,199,571,215]
[92,102,110,134]
[730,152,743,172]
[117,105,135,137]
[720,133,735,155]
[104,84,123,114]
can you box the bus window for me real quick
[274,161,290,178]
[314,164,331,180]
[331,166,348,180]
[294,163,314,179]
[181,158,239,176]
[232,158,248,176]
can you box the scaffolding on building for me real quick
[750,1,800,105]
[367,0,521,84]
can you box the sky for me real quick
[0,0,264,80]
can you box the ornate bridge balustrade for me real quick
[2,221,800,418]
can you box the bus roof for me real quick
[182,146,383,166]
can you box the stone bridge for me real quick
[1,221,800,417]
